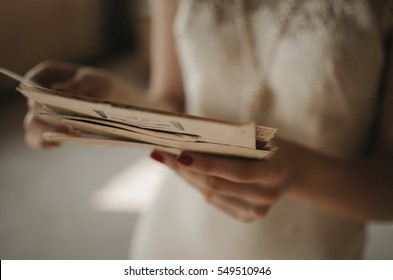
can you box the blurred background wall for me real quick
[0,0,105,73]
[0,0,150,97]
[0,0,152,259]
[0,0,392,260]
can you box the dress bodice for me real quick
[174,0,388,159]
[131,0,391,259]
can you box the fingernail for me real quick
[177,154,193,166]
[150,151,164,163]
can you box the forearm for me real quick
[282,140,393,221]
[334,158,393,220]
[112,0,184,113]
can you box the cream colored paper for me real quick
[1,66,277,159]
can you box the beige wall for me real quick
[0,0,106,74]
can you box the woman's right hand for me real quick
[23,61,127,149]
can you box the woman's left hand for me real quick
[150,148,291,222]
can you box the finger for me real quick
[156,151,279,208]
[24,107,69,132]
[52,73,110,98]
[176,152,286,185]
[149,150,178,168]
[27,98,36,109]
[203,176,280,205]
[51,76,91,94]
[150,151,215,193]
[24,61,77,87]
[149,151,272,222]
[24,119,62,149]
[76,70,112,97]
[172,166,278,205]
[157,162,268,222]
[205,193,269,223]
[26,100,78,133]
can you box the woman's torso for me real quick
[131,0,389,259]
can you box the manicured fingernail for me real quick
[150,151,164,163]
[177,154,193,166]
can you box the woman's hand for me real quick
[150,147,291,222]
[25,61,122,99]
[149,130,393,222]
[23,61,130,149]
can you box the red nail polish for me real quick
[177,154,193,166]
[150,151,164,163]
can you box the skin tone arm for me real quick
[287,35,393,221]
[148,0,184,112]
[151,35,393,223]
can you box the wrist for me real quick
[277,139,341,200]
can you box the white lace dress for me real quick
[131,0,391,259]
